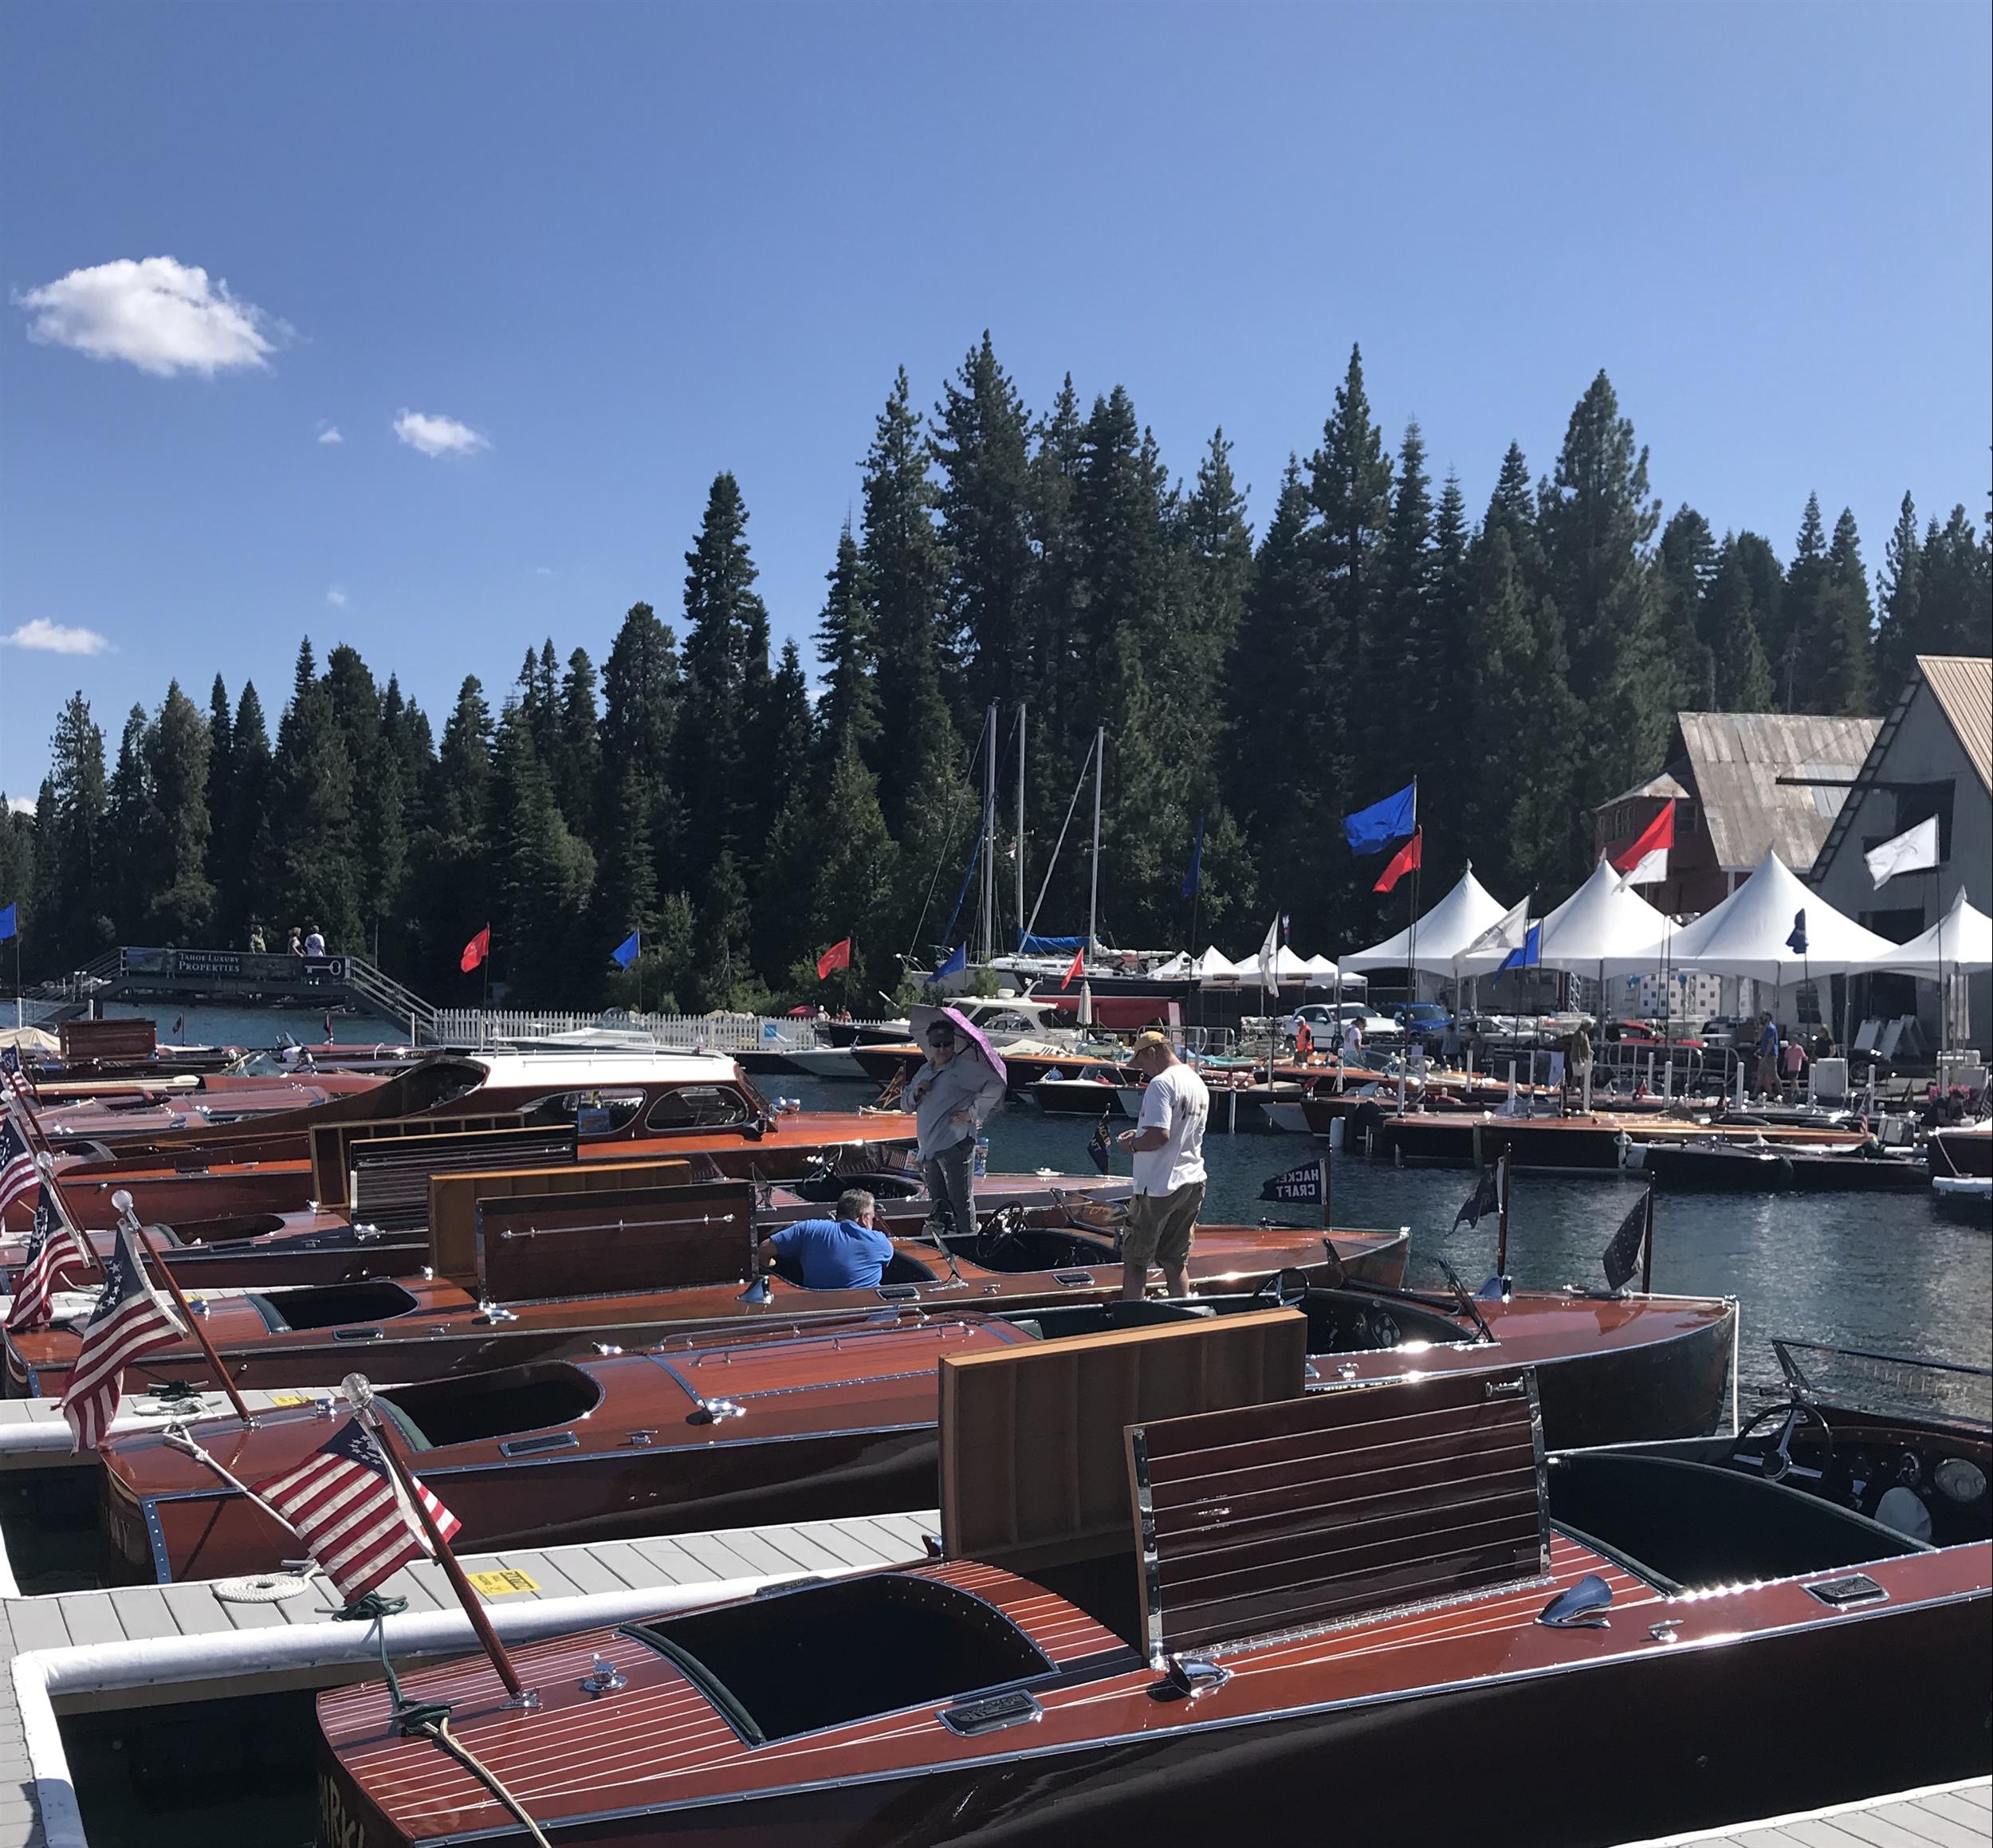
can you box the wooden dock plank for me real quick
[1614,1781,1993,1848]
[99,1586,181,1642]
[48,1596,125,1649]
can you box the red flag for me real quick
[815,938,852,980]
[1060,947,1086,989]
[1374,828,1422,894]
[459,926,490,973]
[1609,804,1674,886]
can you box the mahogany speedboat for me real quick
[6,1185,1405,1398]
[10,1054,918,1232]
[310,1328,1990,1848]
[1626,1134,1928,1192]
[100,1276,1734,1585]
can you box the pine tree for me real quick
[1776,493,1829,708]
[0,800,33,961]
[1806,509,1875,715]
[145,681,214,941]
[1370,421,1434,792]
[1911,505,1991,661]
[1656,508,1717,709]
[491,700,596,1004]
[203,674,235,930]
[813,525,881,766]
[1419,472,1476,875]
[410,676,495,985]
[223,683,275,942]
[1873,492,1923,699]
[692,844,754,1012]
[103,705,159,939]
[552,648,602,839]
[751,639,812,853]
[37,693,110,962]
[1536,371,1664,803]
[269,643,362,952]
[933,333,1035,714]
[1703,537,1775,711]
[593,765,659,1001]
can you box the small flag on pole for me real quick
[1060,947,1086,990]
[1374,828,1422,894]
[59,1219,184,1452]
[1500,922,1543,970]
[0,1114,34,1218]
[2,1044,32,1103]
[1864,816,1940,889]
[1259,1156,1327,1205]
[0,902,16,942]
[1609,804,1675,887]
[251,1418,462,1603]
[7,1183,96,1332]
[1463,898,1531,961]
[1180,813,1205,899]
[1602,1192,1651,1292]
[1785,910,1808,957]
[1451,1165,1500,1233]
[816,938,853,980]
[1086,1116,1113,1176]
[610,930,641,969]
[935,944,968,981]
[459,926,490,973]
[1343,783,1417,855]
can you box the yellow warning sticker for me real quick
[467,1569,541,1596]
[264,1392,315,1407]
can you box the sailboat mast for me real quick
[1088,725,1104,960]
[1016,702,1027,953]
[981,702,997,968]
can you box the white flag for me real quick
[1256,914,1280,991]
[1865,816,1940,889]
[1461,898,1531,959]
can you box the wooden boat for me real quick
[10,1055,918,1233]
[1627,1135,1928,1193]
[1029,1074,1129,1116]
[311,1326,1991,1848]
[4,1180,1406,1397]
[98,1275,1735,1585]
[1338,1107,1872,1174]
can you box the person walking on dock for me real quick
[288,926,303,957]
[305,924,326,956]
[247,922,265,954]
[1754,1012,1779,1100]
[902,1006,1006,1242]
[1117,1030,1209,1299]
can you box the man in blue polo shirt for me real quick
[754,1188,894,1290]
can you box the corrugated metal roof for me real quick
[1675,711,1881,872]
[1918,655,1992,795]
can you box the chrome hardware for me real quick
[313,1396,337,1420]
[1805,1572,1888,1610]
[1649,1622,1680,1643]
[190,1297,210,1318]
[1483,1378,1525,1400]
[593,1343,624,1356]
[1336,1362,1358,1379]
[626,1429,658,1447]
[1150,1656,1232,1701]
[1537,1574,1613,1629]
[922,1531,945,1559]
[472,1300,518,1326]
[580,1654,627,1696]
[737,1276,773,1306]
[686,1398,745,1425]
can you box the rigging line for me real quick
[1019,730,1097,951]
[902,706,993,961]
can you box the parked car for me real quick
[1291,1002,1401,1049]
[1394,1002,1452,1048]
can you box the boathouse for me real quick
[1807,654,1992,1055]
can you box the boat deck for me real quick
[1614,1775,1991,1846]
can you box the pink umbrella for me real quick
[908,1001,1007,1087]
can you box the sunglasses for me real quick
[928,1032,957,1048]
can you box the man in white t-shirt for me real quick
[1115,1030,1209,1299]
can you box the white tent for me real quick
[1148,951,1193,980]
[1459,857,1671,977]
[1669,850,1897,981]
[1272,945,1311,981]
[1191,946,1244,983]
[1342,867,1512,973]
[1300,952,1340,986]
[1863,889,1993,976]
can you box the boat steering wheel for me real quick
[1727,1400,1835,1484]
[974,1207,1029,1264]
[1251,1268,1310,1310]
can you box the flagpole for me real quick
[1640,1170,1656,1295]
[1494,1150,1511,1278]
[126,1205,257,1429]
[350,1378,529,1704]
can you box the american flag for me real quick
[6,1183,96,1333]
[1,1045,33,1102]
[0,1115,34,1221]
[58,1220,184,1452]
[250,1418,461,1602]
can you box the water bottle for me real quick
[973,1134,989,1179]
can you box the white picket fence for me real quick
[424,1009,894,1053]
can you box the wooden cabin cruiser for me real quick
[1626,1134,1928,1192]
[310,1326,1989,1848]
[6,1183,1406,1398]
[10,1055,917,1233]
[100,1274,1733,1586]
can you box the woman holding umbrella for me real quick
[902,1004,1008,1241]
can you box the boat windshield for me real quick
[625,1574,1053,1744]
[1771,1338,1992,1430]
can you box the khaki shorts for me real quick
[1122,1180,1205,1272]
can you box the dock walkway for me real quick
[1615,1776,1991,1846]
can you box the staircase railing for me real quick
[340,955,440,1043]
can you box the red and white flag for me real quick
[0,1114,35,1221]
[6,1183,96,1332]
[1609,804,1674,887]
[251,1418,461,1602]
[1060,947,1086,990]
[59,1221,184,1452]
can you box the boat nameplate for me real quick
[1805,1571,1888,1610]
[939,1689,1042,1736]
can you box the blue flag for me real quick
[934,944,968,981]
[1786,910,1807,956]
[610,930,640,969]
[1500,922,1542,971]
[0,902,14,942]
[1342,784,1417,855]
[1180,814,1205,899]
[1086,1116,1112,1176]
[1259,1156,1326,1205]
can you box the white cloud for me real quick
[6,796,35,816]
[316,423,343,444]
[2,619,112,656]
[14,256,281,377]
[535,565,554,576]
[326,586,348,607]
[393,409,489,458]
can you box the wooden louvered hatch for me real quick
[1128,1366,1551,1662]
[474,1180,756,1303]
[427,1157,690,1280]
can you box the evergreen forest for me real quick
[3,342,1988,1013]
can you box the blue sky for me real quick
[2,2,1987,802]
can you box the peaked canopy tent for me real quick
[1300,953,1342,988]
[1861,890,1993,977]
[1457,858,1672,978]
[1342,867,1512,977]
[1191,946,1244,984]
[1667,850,1897,981]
